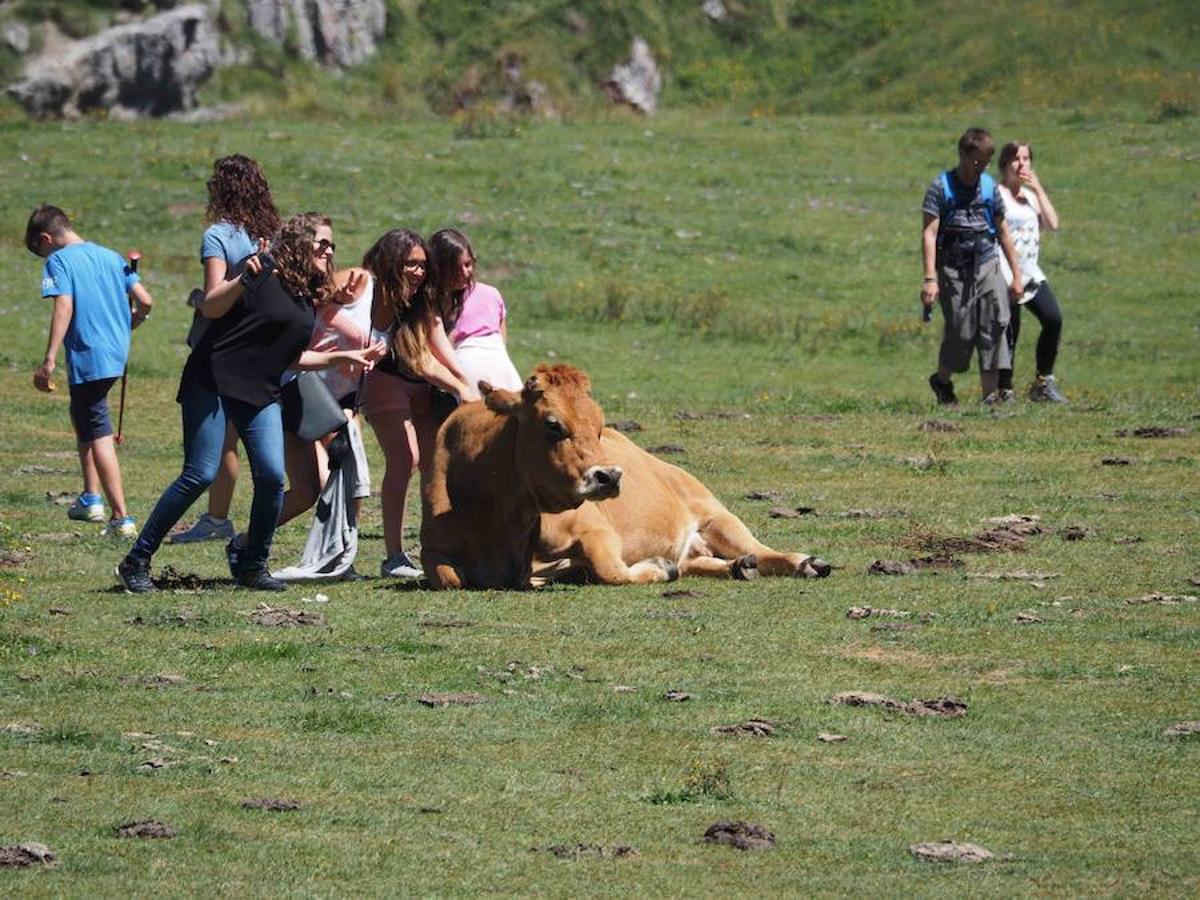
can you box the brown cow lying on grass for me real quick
[420,364,831,589]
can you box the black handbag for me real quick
[281,371,348,441]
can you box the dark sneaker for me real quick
[235,567,288,592]
[225,537,243,579]
[999,389,1016,404]
[1029,375,1068,404]
[928,373,958,405]
[115,555,156,594]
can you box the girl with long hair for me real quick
[995,141,1066,403]
[359,229,478,578]
[117,214,384,593]
[172,154,284,544]
[428,228,522,392]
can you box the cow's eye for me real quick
[544,415,568,440]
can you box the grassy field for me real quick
[1,107,1198,895]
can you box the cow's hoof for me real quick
[731,554,759,581]
[655,557,680,582]
[798,557,832,578]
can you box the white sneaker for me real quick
[169,513,235,544]
[101,515,138,539]
[380,551,423,579]
[67,495,106,523]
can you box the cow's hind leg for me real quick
[678,553,760,580]
[580,529,677,584]
[699,510,830,578]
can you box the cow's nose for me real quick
[583,465,622,497]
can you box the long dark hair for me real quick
[362,229,432,366]
[271,213,334,305]
[428,228,475,328]
[205,154,281,242]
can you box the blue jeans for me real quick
[131,378,285,572]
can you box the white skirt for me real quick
[455,333,523,392]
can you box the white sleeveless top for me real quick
[997,184,1046,304]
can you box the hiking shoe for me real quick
[1028,375,1068,404]
[928,373,958,405]
[101,515,138,539]
[115,555,156,594]
[68,494,106,523]
[235,567,288,592]
[169,512,235,544]
[380,551,423,579]
[999,388,1016,404]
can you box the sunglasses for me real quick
[313,238,336,254]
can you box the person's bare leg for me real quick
[366,413,417,557]
[89,435,128,518]
[78,441,100,497]
[278,433,320,528]
[206,421,240,520]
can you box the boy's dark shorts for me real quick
[69,377,119,443]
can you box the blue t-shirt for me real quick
[200,221,255,266]
[41,242,139,385]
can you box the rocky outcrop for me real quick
[604,37,662,114]
[6,5,218,118]
[245,0,386,68]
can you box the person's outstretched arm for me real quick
[920,212,940,311]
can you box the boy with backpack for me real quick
[27,204,154,537]
[920,127,1023,404]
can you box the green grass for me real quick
[1,106,1198,894]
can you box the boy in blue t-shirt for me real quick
[26,205,154,538]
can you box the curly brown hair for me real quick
[205,154,281,241]
[270,213,334,305]
[362,229,433,367]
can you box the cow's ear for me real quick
[483,384,522,414]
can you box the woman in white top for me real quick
[996,141,1066,403]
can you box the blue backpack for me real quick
[939,170,996,236]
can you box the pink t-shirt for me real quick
[309,276,374,400]
[449,282,506,345]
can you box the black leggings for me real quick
[999,281,1062,389]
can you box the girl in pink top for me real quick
[430,229,523,392]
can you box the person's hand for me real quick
[1009,278,1023,302]
[921,278,939,307]
[332,269,365,306]
[1019,168,1043,193]
[33,359,56,392]
[363,340,387,364]
[242,238,270,278]
[458,382,482,404]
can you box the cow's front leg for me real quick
[579,529,677,584]
[423,555,466,590]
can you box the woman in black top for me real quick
[118,214,384,592]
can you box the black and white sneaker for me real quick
[116,555,156,594]
[928,373,958,405]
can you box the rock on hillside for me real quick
[6,4,219,118]
[605,37,662,114]
[246,0,386,68]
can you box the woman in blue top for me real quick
[172,154,283,544]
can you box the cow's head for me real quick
[481,364,622,513]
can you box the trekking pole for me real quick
[115,250,141,447]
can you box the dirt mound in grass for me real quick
[710,719,776,737]
[867,556,962,575]
[0,842,57,867]
[537,843,638,859]
[114,820,176,839]
[831,691,967,717]
[910,840,994,863]
[1115,426,1189,438]
[418,692,486,707]
[703,821,775,850]
[241,798,301,811]
[248,605,326,627]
